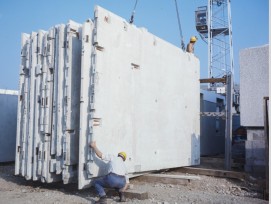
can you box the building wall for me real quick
[239,45,269,177]
[0,90,18,162]
[245,128,266,177]
[240,45,269,127]
[200,94,225,156]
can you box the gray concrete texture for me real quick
[239,45,269,127]
[0,91,18,162]
[245,129,266,177]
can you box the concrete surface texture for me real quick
[15,6,200,190]
[245,128,266,177]
[78,6,200,189]
[0,90,18,162]
[239,45,269,127]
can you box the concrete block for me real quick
[106,189,148,200]
[239,45,269,127]
[245,164,266,178]
[175,167,247,180]
[247,129,265,141]
[136,174,200,185]
[245,139,265,149]
[246,158,265,166]
[245,140,266,162]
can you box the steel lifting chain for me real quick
[174,0,186,51]
[129,0,139,24]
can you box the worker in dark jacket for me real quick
[90,141,129,204]
[186,36,198,53]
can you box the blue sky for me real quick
[0,0,268,90]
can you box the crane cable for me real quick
[129,0,139,24]
[174,0,186,51]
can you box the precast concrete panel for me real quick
[15,33,30,175]
[78,20,94,189]
[39,32,48,134]
[62,20,82,184]
[21,37,31,177]
[32,30,46,181]
[44,27,56,135]
[240,45,269,127]
[78,6,200,189]
[51,26,60,156]
[41,27,61,183]
[55,25,66,174]
[39,32,49,181]
[25,32,38,180]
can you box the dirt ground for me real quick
[0,163,268,204]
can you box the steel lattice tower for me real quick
[196,0,235,170]
[196,0,234,84]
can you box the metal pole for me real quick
[224,73,233,170]
[207,0,212,80]
[263,97,269,199]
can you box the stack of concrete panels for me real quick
[239,45,269,177]
[15,20,82,183]
[16,6,200,189]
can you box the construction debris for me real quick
[0,163,267,203]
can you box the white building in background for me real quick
[0,89,18,162]
[200,89,226,156]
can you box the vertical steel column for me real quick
[225,74,233,170]
[207,0,212,80]
[263,97,269,199]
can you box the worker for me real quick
[186,36,198,53]
[89,141,129,204]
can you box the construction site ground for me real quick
[0,162,268,204]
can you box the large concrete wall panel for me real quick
[239,45,269,127]
[78,6,200,189]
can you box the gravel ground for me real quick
[0,163,268,204]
